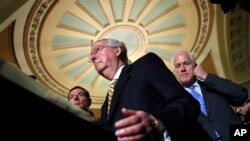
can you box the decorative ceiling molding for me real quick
[7,21,20,68]
[23,0,214,108]
[23,0,68,95]
[193,0,214,57]
[227,7,250,83]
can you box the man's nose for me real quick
[180,64,186,71]
[73,96,79,100]
[89,54,96,63]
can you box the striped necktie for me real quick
[189,85,207,115]
[107,79,117,118]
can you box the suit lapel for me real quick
[108,65,131,123]
[101,94,109,121]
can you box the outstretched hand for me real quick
[115,108,157,141]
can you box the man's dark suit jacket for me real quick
[197,74,248,141]
[99,53,212,141]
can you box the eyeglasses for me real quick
[90,45,110,56]
[88,45,117,63]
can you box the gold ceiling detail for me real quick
[23,0,213,108]
[193,0,214,57]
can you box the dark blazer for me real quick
[99,53,212,141]
[197,74,248,141]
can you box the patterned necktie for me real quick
[107,79,117,118]
[189,85,207,115]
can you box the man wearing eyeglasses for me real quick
[90,38,212,141]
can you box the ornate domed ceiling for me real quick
[23,0,213,108]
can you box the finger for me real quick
[115,123,145,139]
[115,114,140,128]
[117,134,145,141]
[121,108,136,117]
[236,107,241,113]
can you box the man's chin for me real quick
[180,79,190,85]
[95,65,104,73]
[96,68,105,77]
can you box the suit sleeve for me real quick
[204,73,248,106]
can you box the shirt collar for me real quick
[184,81,199,92]
[113,65,125,80]
[192,81,199,88]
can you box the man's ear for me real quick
[88,99,92,106]
[115,47,122,56]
